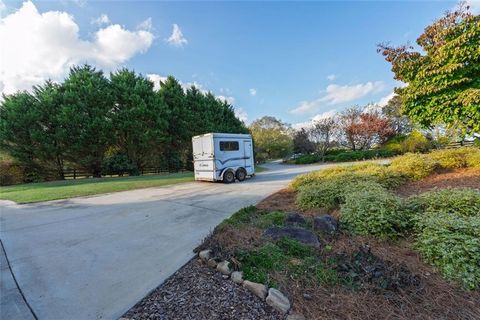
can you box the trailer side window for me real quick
[219,141,239,151]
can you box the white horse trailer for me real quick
[192,133,255,183]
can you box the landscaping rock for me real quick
[287,313,306,320]
[243,280,267,299]
[207,258,218,268]
[313,215,338,234]
[286,212,306,226]
[266,288,291,314]
[264,226,320,248]
[216,261,231,275]
[199,249,212,261]
[231,271,244,284]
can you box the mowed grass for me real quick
[255,165,268,173]
[0,172,194,203]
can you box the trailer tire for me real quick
[223,170,235,184]
[236,168,246,182]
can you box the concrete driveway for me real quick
[0,162,332,320]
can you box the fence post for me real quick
[73,169,76,180]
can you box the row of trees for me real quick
[0,65,247,179]
[249,98,410,162]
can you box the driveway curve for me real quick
[0,162,334,320]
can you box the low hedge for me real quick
[340,187,410,239]
[389,153,436,180]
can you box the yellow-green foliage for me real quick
[290,166,350,191]
[389,153,436,180]
[429,148,472,169]
[401,130,431,153]
[466,148,480,168]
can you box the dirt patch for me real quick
[197,225,264,260]
[396,167,480,197]
[123,259,282,320]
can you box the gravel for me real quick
[123,259,282,320]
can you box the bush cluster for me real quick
[389,153,436,180]
[291,148,480,288]
[407,189,480,289]
[340,187,410,239]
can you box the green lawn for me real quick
[255,165,269,173]
[0,172,194,204]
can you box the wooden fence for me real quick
[445,140,475,149]
[63,166,189,180]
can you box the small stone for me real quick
[222,274,229,279]
[286,212,306,226]
[303,293,313,300]
[216,261,231,275]
[207,258,218,268]
[199,249,212,261]
[243,280,267,300]
[266,288,291,314]
[264,226,320,248]
[231,271,244,284]
[287,313,306,320]
[313,215,338,234]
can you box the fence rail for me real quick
[445,140,475,149]
[63,167,189,180]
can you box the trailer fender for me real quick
[220,168,235,180]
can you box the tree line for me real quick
[0,65,247,180]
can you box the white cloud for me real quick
[147,74,168,90]
[217,95,235,105]
[292,110,337,130]
[290,81,385,114]
[167,23,187,47]
[464,0,480,14]
[377,92,395,107]
[234,108,248,123]
[137,17,152,31]
[0,1,154,95]
[249,88,257,96]
[92,13,109,26]
[326,74,336,81]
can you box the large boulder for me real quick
[285,213,306,226]
[264,226,320,248]
[266,288,291,314]
[313,215,338,234]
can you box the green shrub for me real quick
[350,163,407,189]
[293,154,321,164]
[401,130,432,153]
[389,153,436,180]
[296,178,384,210]
[429,148,472,169]
[406,189,480,289]
[330,149,396,162]
[382,135,407,154]
[340,188,410,239]
[406,188,480,219]
[415,212,480,289]
[101,154,139,176]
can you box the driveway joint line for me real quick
[1,238,38,320]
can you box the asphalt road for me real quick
[0,161,333,320]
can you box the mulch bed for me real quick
[123,168,480,320]
[396,167,480,197]
[123,259,282,320]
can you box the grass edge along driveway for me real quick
[0,172,194,204]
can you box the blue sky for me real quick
[1,0,472,126]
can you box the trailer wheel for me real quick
[236,168,246,182]
[223,170,235,184]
